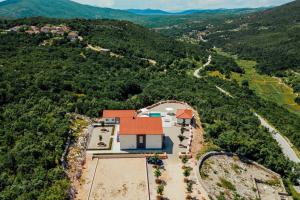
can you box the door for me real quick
[137,135,146,149]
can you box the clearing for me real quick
[76,158,149,200]
[199,153,290,200]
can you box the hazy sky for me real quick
[71,0,293,10]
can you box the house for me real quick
[119,117,163,150]
[102,110,137,124]
[176,109,193,125]
[41,25,51,33]
[68,31,79,41]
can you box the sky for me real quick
[71,0,293,10]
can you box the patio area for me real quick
[87,125,114,150]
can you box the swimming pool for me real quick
[149,113,161,118]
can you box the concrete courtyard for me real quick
[77,158,149,200]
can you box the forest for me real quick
[0,17,300,199]
[156,0,300,89]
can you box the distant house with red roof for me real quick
[119,117,163,149]
[176,109,193,125]
[102,110,137,124]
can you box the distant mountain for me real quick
[126,8,264,16]
[126,9,171,15]
[0,0,138,20]
[177,8,266,15]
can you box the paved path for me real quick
[199,35,208,43]
[193,55,211,78]
[254,113,300,163]
[215,86,234,98]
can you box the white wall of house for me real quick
[120,134,163,149]
[120,135,137,149]
[177,118,191,125]
[146,135,163,149]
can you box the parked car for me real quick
[147,156,163,166]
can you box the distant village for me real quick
[6,24,83,42]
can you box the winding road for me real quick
[192,54,300,164]
[254,113,300,163]
[193,55,212,78]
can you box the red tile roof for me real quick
[176,109,193,119]
[119,117,163,135]
[103,110,137,118]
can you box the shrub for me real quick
[183,168,191,177]
[182,155,189,164]
[217,177,236,191]
[154,168,162,179]
[157,184,164,196]
[186,181,193,193]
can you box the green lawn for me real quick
[216,50,300,116]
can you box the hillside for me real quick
[0,0,138,20]
[207,0,300,74]
[126,9,171,15]
[0,0,264,28]
[155,0,300,94]
[126,8,261,16]
[1,17,300,199]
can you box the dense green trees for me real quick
[0,18,299,199]
[206,54,244,78]
[206,0,300,77]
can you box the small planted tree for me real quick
[99,135,103,142]
[186,181,193,193]
[181,126,185,134]
[183,167,191,182]
[181,155,189,165]
[154,168,162,184]
[157,184,164,197]
[178,134,185,146]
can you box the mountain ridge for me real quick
[0,0,266,20]
[0,0,137,20]
[126,8,264,15]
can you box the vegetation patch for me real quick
[217,177,236,191]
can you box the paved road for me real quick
[199,35,208,43]
[193,55,211,78]
[254,113,300,163]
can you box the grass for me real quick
[217,177,236,191]
[265,178,281,187]
[208,71,226,79]
[215,49,300,116]
[196,140,221,160]
[70,117,89,137]
[288,182,300,200]
[231,163,241,174]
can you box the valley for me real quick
[215,50,300,116]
